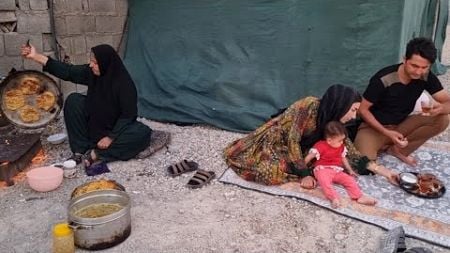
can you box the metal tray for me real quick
[0,70,63,129]
[399,172,446,199]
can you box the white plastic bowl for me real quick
[47,133,67,145]
[26,166,63,192]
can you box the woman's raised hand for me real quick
[20,43,36,59]
[20,43,49,65]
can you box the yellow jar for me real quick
[52,223,75,253]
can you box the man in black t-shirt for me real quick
[355,37,450,166]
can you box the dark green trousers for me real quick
[63,93,152,162]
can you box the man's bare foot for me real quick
[386,146,418,166]
[331,199,341,209]
[356,195,377,206]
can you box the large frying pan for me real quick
[0,70,63,129]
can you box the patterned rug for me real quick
[219,146,450,248]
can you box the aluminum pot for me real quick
[68,189,131,250]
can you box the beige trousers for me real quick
[354,114,449,160]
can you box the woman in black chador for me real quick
[22,44,152,166]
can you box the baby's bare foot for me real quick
[331,199,341,209]
[357,195,377,206]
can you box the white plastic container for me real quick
[47,133,67,145]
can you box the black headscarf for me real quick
[300,84,361,151]
[86,44,137,141]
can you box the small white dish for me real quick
[47,133,67,145]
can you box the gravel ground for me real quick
[1,118,449,253]
[2,31,450,253]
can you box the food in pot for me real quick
[36,91,56,111]
[19,76,41,95]
[71,179,125,199]
[74,203,124,218]
[19,105,40,123]
[4,89,25,110]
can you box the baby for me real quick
[304,121,377,208]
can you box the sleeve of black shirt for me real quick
[362,76,385,104]
[425,72,444,95]
[43,57,91,85]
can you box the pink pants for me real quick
[313,166,362,201]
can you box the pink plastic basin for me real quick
[26,166,63,192]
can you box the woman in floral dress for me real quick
[224,84,398,188]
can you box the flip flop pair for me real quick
[167,160,215,189]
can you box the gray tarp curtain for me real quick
[124,0,448,132]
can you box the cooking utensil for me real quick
[0,70,63,129]
[68,189,131,250]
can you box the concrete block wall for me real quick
[50,0,128,95]
[0,0,128,97]
[0,0,52,76]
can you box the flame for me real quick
[31,149,47,164]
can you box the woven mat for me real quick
[219,146,450,248]
[135,130,171,159]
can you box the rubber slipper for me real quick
[85,161,110,176]
[186,169,215,189]
[167,160,198,177]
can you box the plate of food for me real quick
[398,172,446,199]
[0,70,63,129]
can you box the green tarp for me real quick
[124,0,448,132]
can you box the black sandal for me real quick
[186,169,215,189]
[167,160,198,177]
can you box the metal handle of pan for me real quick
[68,222,94,231]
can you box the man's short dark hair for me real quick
[405,37,437,64]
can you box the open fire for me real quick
[0,126,42,186]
